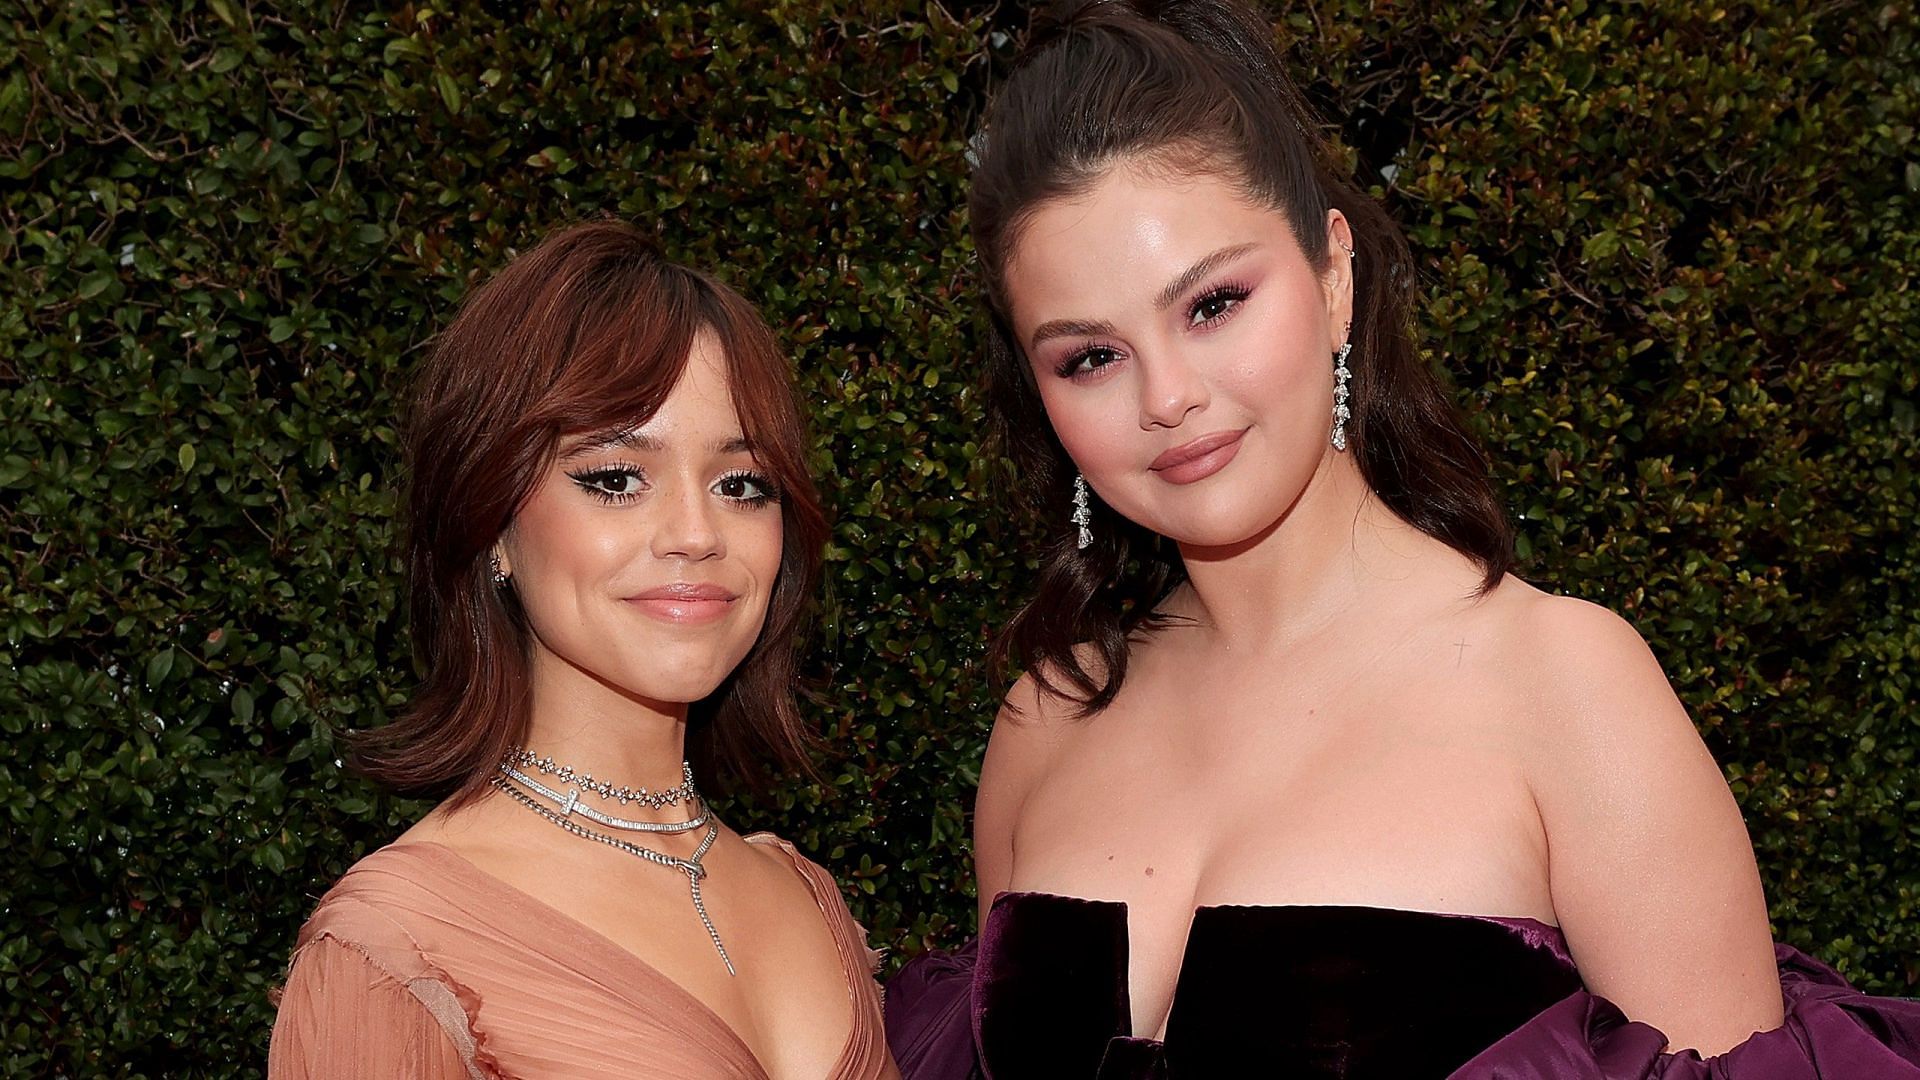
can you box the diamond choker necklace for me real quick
[501,746,699,808]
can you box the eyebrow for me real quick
[1029,316,1121,348]
[1027,243,1261,349]
[558,429,754,460]
[1152,243,1259,310]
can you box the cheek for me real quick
[511,493,628,587]
[1211,288,1336,426]
[1036,379,1137,476]
[739,514,785,595]
[1221,338,1326,418]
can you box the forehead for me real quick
[658,329,732,407]
[560,329,746,454]
[1002,167,1294,326]
[632,330,747,446]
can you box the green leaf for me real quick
[383,37,426,66]
[1580,229,1620,262]
[435,70,464,114]
[78,271,115,299]
[145,649,175,688]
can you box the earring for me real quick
[1071,475,1093,550]
[489,551,510,587]
[1331,342,1353,452]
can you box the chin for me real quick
[556,642,743,707]
[646,681,730,706]
[622,652,750,705]
[1132,499,1290,552]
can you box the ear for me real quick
[493,527,516,579]
[1322,209,1356,350]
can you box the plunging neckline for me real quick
[986,889,1573,1043]
[395,838,869,1079]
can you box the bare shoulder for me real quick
[1498,587,1703,757]
[1516,588,1664,681]
[982,658,1096,794]
[1445,579,1734,827]
[391,791,523,864]
[973,656,1099,916]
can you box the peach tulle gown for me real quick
[268,837,895,1079]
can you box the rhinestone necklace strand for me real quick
[497,762,710,833]
[491,776,735,975]
[502,747,698,809]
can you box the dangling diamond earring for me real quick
[1070,475,1093,550]
[489,551,510,587]
[1331,342,1353,452]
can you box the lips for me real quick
[626,582,739,625]
[1149,428,1248,485]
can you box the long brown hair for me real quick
[971,0,1512,713]
[350,220,827,801]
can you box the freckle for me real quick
[1144,866,1155,877]
[1106,854,1115,861]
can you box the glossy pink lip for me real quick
[625,582,738,625]
[1149,428,1248,485]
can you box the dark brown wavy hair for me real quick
[971,0,1512,714]
[349,220,827,801]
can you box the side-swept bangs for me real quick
[350,219,826,802]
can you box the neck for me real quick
[1173,451,1423,648]
[516,646,694,797]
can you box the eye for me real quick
[1055,344,1125,380]
[714,470,779,506]
[1188,285,1250,328]
[568,466,647,504]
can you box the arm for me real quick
[1525,598,1784,1055]
[268,936,476,1080]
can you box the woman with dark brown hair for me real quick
[269,221,898,1080]
[885,2,1920,1078]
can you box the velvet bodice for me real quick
[885,889,1920,1079]
[974,892,1581,1079]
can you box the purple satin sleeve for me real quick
[1452,944,1920,1079]
[883,938,983,1080]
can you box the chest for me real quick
[1013,680,1545,881]
[445,835,861,1079]
[1002,670,1552,1038]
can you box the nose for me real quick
[1137,348,1208,430]
[651,482,725,562]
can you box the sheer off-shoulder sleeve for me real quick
[269,933,488,1080]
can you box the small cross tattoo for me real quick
[1453,639,1471,667]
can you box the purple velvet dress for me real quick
[885,891,1920,1079]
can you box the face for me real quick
[497,330,785,707]
[1003,166,1354,549]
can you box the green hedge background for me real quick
[3,0,1915,1073]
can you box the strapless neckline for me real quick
[887,891,1920,1080]
[988,892,1579,1032]
[992,888,1578,982]
[974,891,1585,1078]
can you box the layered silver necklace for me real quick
[492,751,735,975]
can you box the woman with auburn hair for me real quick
[886,2,1920,1078]
[270,221,898,1080]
